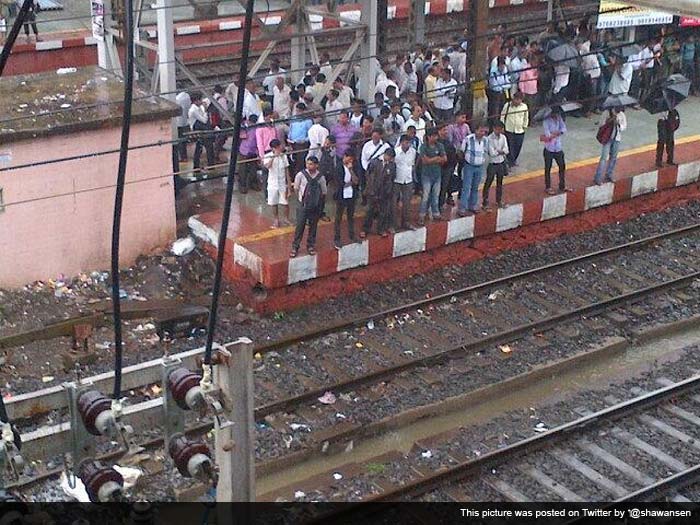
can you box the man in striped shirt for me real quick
[458,125,489,216]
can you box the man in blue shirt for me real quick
[287,102,313,175]
[541,106,570,194]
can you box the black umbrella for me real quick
[641,74,691,114]
[547,42,580,68]
[602,94,638,109]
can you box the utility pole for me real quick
[156,0,177,172]
[359,0,380,102]
[468,0,489,127]
[547,0,554,22]
[290,5,306,85]
[408,0,426,49]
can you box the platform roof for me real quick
[0,66,179,142]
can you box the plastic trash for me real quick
[171,237,195,256]
[332,472,343,480]
[294,491,306,499]
[317,391,336,405]
[499,345,512,354]
[56,67,78,75]
[421,450,433,459]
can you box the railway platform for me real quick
[185,102,700,312]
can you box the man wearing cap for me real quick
[290,156,327,258]
[361,148,397,238]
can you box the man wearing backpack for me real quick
[594,106,627,185]
[656,109,680,168]
[290,156,327,258]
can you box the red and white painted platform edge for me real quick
[188,159,700,290]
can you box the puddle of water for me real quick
[257,326,700,497]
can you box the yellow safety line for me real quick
[233,134,700,244]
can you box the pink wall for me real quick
[0,120,176,288]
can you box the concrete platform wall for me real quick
[0,121,176,287]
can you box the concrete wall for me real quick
[0,120,176,288]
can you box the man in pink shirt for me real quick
[518,55,539,124]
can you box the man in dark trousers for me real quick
[360,148,397,238]
[290,156,327,258]
[319,135,341,223]
[333,152,360,249]
[656,109,680,167]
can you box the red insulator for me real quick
[77,390,112,436]
[168,434,212,478]
[78,460,124,502]
[167,368,202,410]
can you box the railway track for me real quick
[8,223,700,497]
[306,373,700,521]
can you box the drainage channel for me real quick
[256,319,700,498]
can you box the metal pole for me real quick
[215,339,255,503]
[156,0,176,102]
[359,0,379,102]
[469,0,489,127]
[290,4,306,85]
[414,0,426,47]
[547,0,554,22]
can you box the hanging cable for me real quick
[111,0,136,400]
[0,0,34,75]
[202,0,256,366]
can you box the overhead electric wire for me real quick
[110,0,137,400]
[202,0,257,367]
[0,1,624,130]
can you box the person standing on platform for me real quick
[437,125,458,209]
[483,121,509,210]
[319,135,341,223]
[334,152,360,249]
[417,128,447,225]
[307,113,330,161]
[594,107,627,185]
[287,103,313,174]
[290,156,327,258]
[458,124,489,216]
[541,106,569,194]
[360,128,391,198]
[501,92,529,167]
[656,108,680,167]
[22,0,41,42]
[238,114,259,193]
[394,135,418,231]
[273,76,291,119]
[264,139,291,228]
[175,91,191,163]
[256,108,279,198]
[361,148,396,238]
[331,111,358,159]
[188,92,215,173]
[433,68,459,123]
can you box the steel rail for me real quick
[311,374,700,522]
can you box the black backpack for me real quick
[302,171,322,212]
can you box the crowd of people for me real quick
[175,20,698,257]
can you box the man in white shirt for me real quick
[187,92,215,171]
[578,40,600,116]
[433,68,459,123]
[459,124,489,215]
[307,114,330,160]
[399,61,418,96]
[175,91,191,162]
[264,139,291,227]
[638,40,655,100]
[319,52,333,80]
[607,54,633,96]
[374,70,399,98]
[225,79,238,110]
[325,89,344,127]
[361,128,391,176]
[272,76,291,119]
[394,134,417,230]
[242,79,261,120]
[483,120,509,209]
[595,107,627,184]
[333,77,354,109]
[403,105,427,143]
[262,58,286,99]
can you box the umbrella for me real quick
[641,74,691,114]
[601,94,638,109]
[547,42,580,68]
[533,103,580,121]
[618,43,642,58]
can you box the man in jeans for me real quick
[290,156,327,258]
[483,121,509,209]
[458,125,488,216]
[594,107,627,185]
[333,152,360,249]
[418,128,447,225]
[394,135,418,231]
[541,106,569,194]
